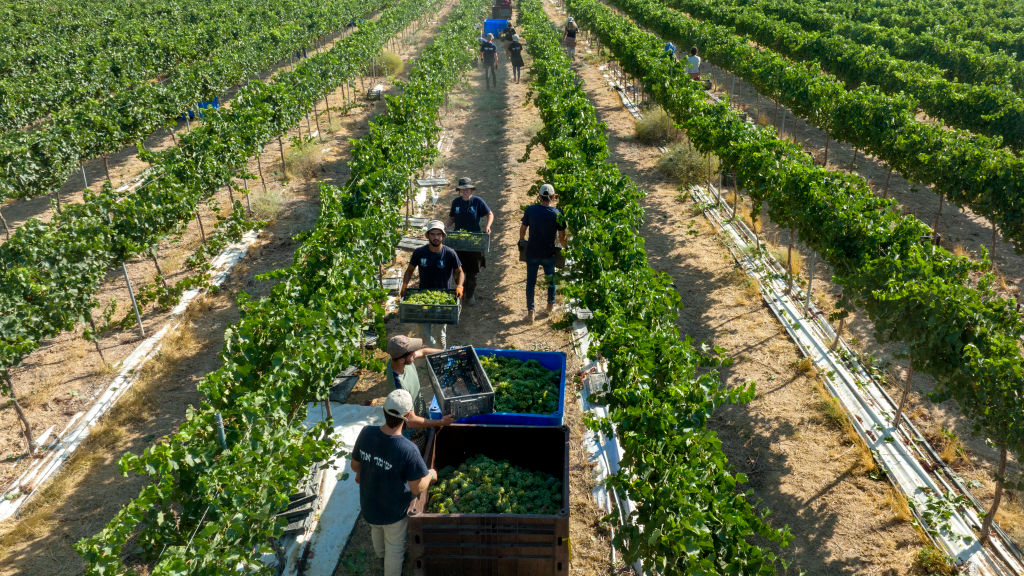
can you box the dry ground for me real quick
[0,17,436,575]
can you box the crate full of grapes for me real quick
[399,289,461,325]
[425,346,494,419]
[443,230,490,254]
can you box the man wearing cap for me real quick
[401,220,464,348]
[446,177,493,306]
[481,32,499,89]
[386,335,455,438]
[507,33,525,83]
[519,183,567,323]
[351,388,438,576]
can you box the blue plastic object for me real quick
[429,348,566,426]
[181,96,220,120]
[483,19,509,38]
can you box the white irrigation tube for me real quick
[0,230,260,521]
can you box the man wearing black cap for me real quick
[352,388,438,576]
[386,335,455,437]
[519,183,566,323]
[446,177,493,306]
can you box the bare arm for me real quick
[484,212,494,234]
[558,229,567,247]
[401,261,417,295]
[406,411,455,429]
[409,468,437,496]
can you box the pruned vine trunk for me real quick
[892,360,914,429]
[3,371,37,455]
[981,446,1008,544]
[0,206,10,241]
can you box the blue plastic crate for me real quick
[181,96,220,120]
[429,348,566,426]
[483,19,509,38]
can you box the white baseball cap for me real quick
[539,183,555,198]
[426,220,446,235]
[384,389,414,421]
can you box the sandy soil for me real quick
[0,19,433,574]
[336,10,614,575]
[555,13,924,574]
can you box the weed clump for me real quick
[656,141,720,187]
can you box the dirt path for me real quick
[0,21,437,575]
[555,7,924,573]
[337,13,613,575]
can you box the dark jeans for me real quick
[484,62,497,88]
[512,65,522,82]
[456,250,482,298]
[525,256,556,311]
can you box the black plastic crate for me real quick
[444,231,490,254]
[399,289,461,325]
[426,347,494,418]
[408,425,570,576]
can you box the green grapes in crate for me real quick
[427,455,562,514]
[404,290,457,305]
[480,355,559,413]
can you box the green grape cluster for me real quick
[445,230,478,240]
[480,355,559,413]
[404,290,457,305]
[427,455,563,514]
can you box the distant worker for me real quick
[508,34,525,83]
[352,388,438,576]
[401,220,464,349]
[481,33,499,89]
[686,46,701,80]
[562,17,579,61]
[518,184,567,323]
[664,41,677,60]
[386,335,455,446]
[446,177,493,306]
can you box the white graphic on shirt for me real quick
[359,448,393,471]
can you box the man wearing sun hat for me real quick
[386,335,455,439]
[401,220,464,349]
[351,388,438,576]
[446,176,493,306]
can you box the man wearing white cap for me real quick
[351,388,438,576]
[386,335,455,439]
[401,220,464,348]
[519,183,566,323]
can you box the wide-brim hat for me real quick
[456,177,476,190]
[425,220,446,236]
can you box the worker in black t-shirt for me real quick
[352,389,437,576]
[508,34,525,83]
[481,33,499,89]
[446,177,493,306]
[401,220,463,349]
[519,184,567,323]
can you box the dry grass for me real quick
[520,116,543,139]
[285,137,323,180]
[250,187,286,223]
[657,142,720,186]
[884,484,914,523]
[728,268,760,303]
[376,50,404,76]
[952,244,971,259]
[635,107,673,144]
[795,356,817,376]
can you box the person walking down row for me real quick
[447,177,493,305]
[481,33,499,89]
[508,34,525,83]
[401,220,464,349]
[519,183,566,323]
[562,17,579,60]
[686,46,701,80]
[352,389,439,576]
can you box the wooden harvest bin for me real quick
[399,289,461,324]
[408,425,570,576]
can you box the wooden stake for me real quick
[103,155,112,183]
[278,135,287,175]
[850,148,858,170]
[122,263,146,338]
[313,104,323,142]
[0,206,10,241]
[257,153,268,192]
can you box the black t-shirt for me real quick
[411,245,462,290]
[508,41,523,63]
[481,41,498,63]
[449,196,491,232]
[521,204,565,259]
[353,426,429,525]
[565,26,577,39]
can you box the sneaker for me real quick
[525,310,535,323]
